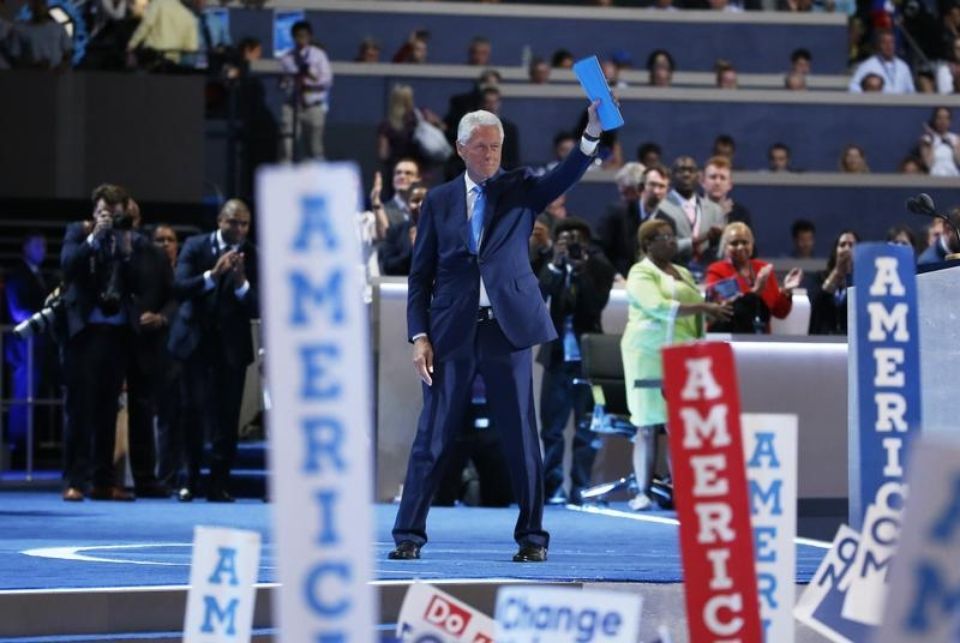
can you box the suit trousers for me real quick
[392,318,549,548]
[539,360,596,500]
[180,347,247,494]
[126,348,162,489]
[63,325,130,489]
[154,367,183,488]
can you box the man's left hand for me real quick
[585,99,602,138]
[139,311,165,329]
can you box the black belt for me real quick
[477,307,495,322]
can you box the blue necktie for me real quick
[470,184,485,254]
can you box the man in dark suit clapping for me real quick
[168,199,258,502]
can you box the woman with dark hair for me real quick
[919,106,960,176]
[646,49,674,87]
[621,219,730,510]
[808,230,859,335]
[886,224,918,256]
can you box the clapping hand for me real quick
[783,267,803,292]
[754,264,773,294]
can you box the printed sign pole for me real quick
[257,163,375,642]
[742,414,798,643]
[662,341,763,643]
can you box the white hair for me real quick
[614,162,646,190]
[457,110,504,146]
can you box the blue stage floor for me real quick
[0,491,828,590]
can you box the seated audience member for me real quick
[602,58,628,89]
[647,49,674,87]
[839,144,870,173]
[542,132,578,174]
[918,208,960,264]
[849,30,915,94]
[767,142,794,172]
[637,142,662,168]
[551,49,575,69]
[791,48,812,75]
[444,69,501,143]
[9,0,72,70]
[715,59,738,89]
[126,0,197,67]
[705,222,802,334]
[355,37,381,62]
[655,156,725,279]
[528,57,550,84]
[380,184,427,276]
[919,106,960,176]
[916,69,938,94]
[701,155,752,228]
[785,72,807,90]
[598,163,670,277]
[378,84,444,175]
[536,218,616,506]
[860,73,885,92]
[480,87,520,169]
[621,219,731,511]
[278,21,332,163]
[712,134,737,166]
[393,30,428,64]
[899,155,927,173]
[708,0,743,11]
[808,230,858,334]
[467,36,491,66]
[790,219,816,258]
[886,224,918,256]
[935,36,960,93]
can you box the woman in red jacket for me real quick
[705,222,803,333]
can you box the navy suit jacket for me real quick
[408,146,594,359]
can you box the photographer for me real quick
[536,218,615,505]
[279,20,332,162]
[60,184,153,501]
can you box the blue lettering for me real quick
[930,475,960,543]
[302,417,346,473]
[315,634,347,643]
[201,596,238,635]
[314,489,340,545]
[748,432,781,468]
[749,479,783,516]
[862,549,892,579]
[300,344,341,400]
[207,547,239,586]
[757,572,778,609]
[303,562,351,617]
[817,537,858,588]
[289,271,345,326]
[754,526,777,563]
[905,561,960,632]
[293,195,339,251]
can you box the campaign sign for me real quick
[742,414,798,643]
[850,242,922,528]
[794,525,872,643]
[662,341,763,643]
[397,583,495,642]
[877,437,960,642]
[494,586,641,643]
[183,526,261,643]
[257,163,375,642]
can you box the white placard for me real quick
[257,162,375,642]
[183,526,262,643]
[742,413,798,643]
[876,436,960,642]
[397,583,495,642]
[495,586,642,643]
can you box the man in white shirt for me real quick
[279,20,333,162]
[849,30,916,94]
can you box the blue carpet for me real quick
[0,491,826,590]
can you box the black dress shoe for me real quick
[178,488,194,503]
[135,482,171,498]
[513,544,547,562]
[388,541,421,560]
[207,490,236,503]
[546,488,569,505]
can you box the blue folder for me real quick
[572,55,625,131]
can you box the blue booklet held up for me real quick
[572,55,625,131]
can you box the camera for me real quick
[111,212,135,231]
[567,242,584,261]
[13,293,64,340]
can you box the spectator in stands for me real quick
[637,142,662,168]
[712,134,737,167]
[278,20,333,163]
[839,144,870,173]
[935,36,960,93]
[528,57,550,84]
[650,0,677,9]
[791,48,812,75]
[551,49,574,69]
[708,0,743,11]
[647,49,674,87]
[8,0,72,70]
[598,164,670,278]
[919,208,960,264]
[380,184,427,276]
[809,230,858,334]
[767,142,793,172]
[916,69,938,93]
[602,58,628,89]
[919,106,960,176]
[126,0,196,68]
[542,132,577,174]
[705,222,802,334]
[886,224,918,256]
[537,218,615,506]
[355,37,381,63]
[444,69,501,144]
[655,156,726,279]
[715,59,738,89]
[849,30,915,94]
[899,155,927,173]
[785,71,807,90]
[374,158,421,239]
[860,73,885,92]
[480,86,520,169]
[168,199,258,503]
[790,219,816,258]
[939,2,960,65]
[621,219,731,511]
[467,36,491,66]
[393,29,428,64]
[702,155,752,228]
[378,84,444,175]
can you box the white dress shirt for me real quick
[203,230,250,298]
[848,55,916,94]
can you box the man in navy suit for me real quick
[167,199,258,502]
[390,101,605,562]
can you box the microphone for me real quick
[907,193,960,256]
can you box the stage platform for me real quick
[0,491,833,642]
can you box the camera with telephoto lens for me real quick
[110,212,135,231]
[567,242,584,261]
[13,292,64,340]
